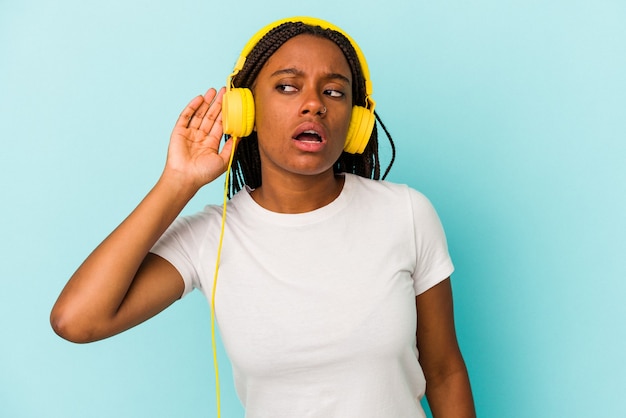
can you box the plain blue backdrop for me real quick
[1,0,625,417]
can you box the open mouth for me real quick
[295,130,323,143]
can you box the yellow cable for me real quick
[210,136,239,418]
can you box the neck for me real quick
[251,170,345,214]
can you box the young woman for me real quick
[51,17,475,418]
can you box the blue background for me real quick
[1,0,625,417]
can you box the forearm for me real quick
[425,366,476,418]
[51,174,197,338]
[416,280,476,417]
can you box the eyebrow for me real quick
[270,67,351,85]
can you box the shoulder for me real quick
[177,204,222,227]
[177,186,253,224]
[347,174,443,228]
[347,173,407,195]
[347,174,431,207]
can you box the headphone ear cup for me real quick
[344,105,375,154]
[222,88,255,138]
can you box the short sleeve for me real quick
[408,189,454,295]
[150,209,214,298]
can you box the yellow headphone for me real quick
[221,16,376,154]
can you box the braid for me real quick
[227,21,395,197]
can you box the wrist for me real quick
[156,169,201,202]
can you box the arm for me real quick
[50,87,233,343]
[417,278,476,418]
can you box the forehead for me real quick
[260,34,351,79]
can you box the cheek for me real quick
[335,111,353,143]
[254,114,278,144]
[253,99,280,134]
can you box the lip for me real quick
[291,122,328,153]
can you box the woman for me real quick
[51,17,475,418]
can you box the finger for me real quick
[203,87,218,104]
[189,88,219,130]
[199,87,225,134]
[218,132,238,167]
[206,111,225,146]
[187,100,210,130]
[175,95,204,128]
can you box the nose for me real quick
[299,90,326,117]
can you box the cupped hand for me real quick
[163,87,235,189]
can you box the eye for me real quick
[276,84,298,93]
[324,89,344,98]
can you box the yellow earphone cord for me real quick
[210,135,239,418]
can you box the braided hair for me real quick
[228,21,395,197]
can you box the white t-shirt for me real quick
[151,173,454,417]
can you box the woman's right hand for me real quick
[163,87,235,190]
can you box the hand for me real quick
[163,87,235,190]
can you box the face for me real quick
[251,34,353,181]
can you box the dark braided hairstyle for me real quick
[228,21,395,197]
